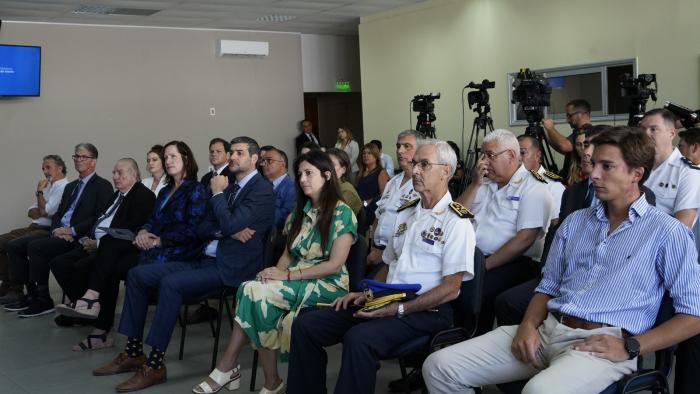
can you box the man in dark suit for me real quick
[49,158,155,343]
[5,143,113,318]
[295,119,320,154]
[200,137,234,189]
[94,136,274,392]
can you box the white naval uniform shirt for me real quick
[383,192,475,295]
[471,164,552,261]
[538,166,565,220]
[647,148,700,221]
[373,171,419,248]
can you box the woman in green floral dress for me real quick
[193,150,357,394]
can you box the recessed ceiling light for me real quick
[256,15,296,23]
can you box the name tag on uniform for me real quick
[508,196,520,201]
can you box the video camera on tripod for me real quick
[664,101,700,128]
[510,68,558,171]
[411,92,441,138]
[619,73,657,126]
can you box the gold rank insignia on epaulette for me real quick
[449,201,474,218]
[543,170,563,182]
[397,198,420,212]
[529,170,547,183]
[681,157,700,170]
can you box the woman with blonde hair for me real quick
[334,126,359,174]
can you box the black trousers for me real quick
[494,277,541,326]
[6,233,49,290]
[287,304,452,394]
[49,236,139,331]
[26,236,77,298]
[675,332,700,394]
[476,256,538,335]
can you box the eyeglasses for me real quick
[566,111,582,119]
[72,154,95,161]
[259,158,283,165]
[410,159,448,171]
[481,150,510,160]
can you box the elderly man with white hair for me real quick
[286,138,476,394]
[457,129,552,335]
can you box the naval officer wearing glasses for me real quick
[457,129,552,335]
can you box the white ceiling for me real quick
[0,0,425,35]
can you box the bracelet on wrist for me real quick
[287,270,291,281]
[298,268,302,280]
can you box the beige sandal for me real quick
[192,365,241,394]
[72,332,115,352]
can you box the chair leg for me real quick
[211,293,226,371]
[225,297,234,329]
[178,304,189,360]
[398,357,411,394]
[250,350,259,391]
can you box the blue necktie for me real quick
[60,179,85,226]
[227,183,241,206]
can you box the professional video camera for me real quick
[619,73,657,126]
[511,68,557,171]
[467,79,495,110]
[412,92,441,138]
[511,68,552,128]
[664,101,700,129]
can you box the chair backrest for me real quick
[451,247,485,333]
[653,293,675,375]
[345,234,368,292]
[263,229,286,269]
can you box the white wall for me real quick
[301,34,361,93]
[359,0,700,155]
[0,22,304,228]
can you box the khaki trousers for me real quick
[423,313,637,394]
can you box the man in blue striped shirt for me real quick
[423,127,700,394]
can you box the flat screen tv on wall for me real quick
[0,44,41,97]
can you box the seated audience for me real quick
[370,138,394,175]
[192,150,356,394]
[355,143,390,223]
[366,130,420,270]
[335,126,360,174]
[423,127,700,394]
[326,147,362,215]
[260,146,296,230]
[286,139,474,394]
[141,145,167,196]
[517,135,565,224]
[0,154,68,303]
[49,158,155,349]
[201,138,234,190]
[4,143,113,317]
[93,137,271,392]
[456,129,552,335]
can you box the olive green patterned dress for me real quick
[235,200,357,360]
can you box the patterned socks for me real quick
[125,337,144,358]
[146,348,166,370]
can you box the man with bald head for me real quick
[49,159,155,338]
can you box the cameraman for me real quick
[542,99,591,181]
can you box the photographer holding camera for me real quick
[542,99,592,181]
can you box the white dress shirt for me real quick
[28,177,69,226]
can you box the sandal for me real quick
[192,365,241,394]
[72,332,115,352]
[55,298,101,319]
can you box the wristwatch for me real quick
[35,190,43,197]
[624,337,640,360]
[397,303,405,318]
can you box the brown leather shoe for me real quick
[93,353,146,376]
[115,365,167,392]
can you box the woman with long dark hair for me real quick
[141,144,167,195]
[193,151,357,394]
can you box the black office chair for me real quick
[249,235,368,391]
[386,247,486,394]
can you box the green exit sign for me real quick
[335,81,351,92]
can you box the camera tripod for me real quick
[524,122,559,173]
[627,99,650,127]
[416,111,437,138]
[460,104,495,190]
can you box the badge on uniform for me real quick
[394,222,407,237]
[421,227,444,245]
[508,196,520,201]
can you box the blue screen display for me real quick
[0,45,41,96]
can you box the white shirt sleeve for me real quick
[441,216,476,280]
[549,182,565,219]
[45,180,68,216]
[516,184,552,231]
[673,167,700,213]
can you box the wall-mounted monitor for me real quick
[0,45,41,97]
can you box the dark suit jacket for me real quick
[51,173,114,237]
[140,179,208,264]
[273,175,296,230]
[542,180,657,263]
[92,182,156,241]
[198,172,275,287]
[295,132,320,154]
[200,166,236,192]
